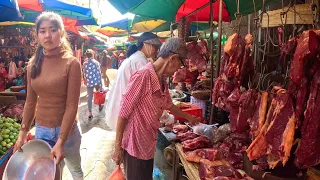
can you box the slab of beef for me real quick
[2,104,24,121]
[290,30,319,85]
[186,41,208,72]
[218,133,249,169]
[239,34,254,88]
[182,136,211,152]
[199,159,243,180]
[176,131,198,142]
[220,52,230,76]
[295,68,320,168]
[247,92,268,140]
[294,77,310,128]
[172,124,189,134]
[232,89,258,133]
[226,87,241,129]
[213,75,234,111]
[224,34,245,79]
[186,148,221,163]
[279,37,298,74]
[265,88,296,169]
[172,68,186,83]
[246,90,277,161]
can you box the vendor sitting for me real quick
[112,37,200,180]
[0,59,8,91]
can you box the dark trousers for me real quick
[123,150,154,180]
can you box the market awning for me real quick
[17,0,98,25]
[0,21,34,26]
[108,0,279,22]
[0,0,22,22]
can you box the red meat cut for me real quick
[295,68,320,168]
[182,136,211,152]
[186,40,208,72]
[294,77,309,128]
[232,89,258,133]
[213,75,234,111]
[290,30,319,85]
[199,159,243,180]
[247,89,278,161]
[185,148,221,163]
[172,68,186,83]
[247,92,268,140]
[224,34,245,79]
[265,88,296,169]
[239,34,254,88]
[172,124,189,134]
[226,88,241,129]
[176,131,198,142]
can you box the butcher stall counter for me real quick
[159,127,202,180]
[175,143,200,180]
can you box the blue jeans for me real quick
[35,123,84,179]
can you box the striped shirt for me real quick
[119,63,173,160]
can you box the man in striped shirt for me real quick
[112,38,200,180]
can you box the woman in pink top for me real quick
[112,38,200,180]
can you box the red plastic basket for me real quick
[94,91,106,105]
[170,104,203,121]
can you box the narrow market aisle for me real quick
[60,85,117,180]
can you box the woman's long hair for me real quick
[31,12,73,79]
[101,50,108,68]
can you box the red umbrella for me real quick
[176,0,230,22]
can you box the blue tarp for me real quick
[101,18,131,30]
[0,0,22,22]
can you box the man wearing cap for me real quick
[105,32,162,130]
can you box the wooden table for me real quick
[175,143,200,180]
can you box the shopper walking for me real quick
[112,38,200,180]
[83,49,103,118]
[14,12,84,180]
[105,32,162,130]
[100,50,111,88]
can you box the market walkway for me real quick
[60,85,117,180]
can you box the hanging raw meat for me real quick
[186,40,208,72]
[295,68,320,168]
[225,87,241,129]
[186,149,221,163]
[290,30,319,85]
[172,68,186,83]
[294,77,309,128]
[212,75,234,111]
[239,34,254,88]
[232,89,258,133]
[279,37,298,75]
[224,34,245,79]
[247,92,268,140]
[220,34,236,76]
[246,90,277,161]
[265,88,296,169]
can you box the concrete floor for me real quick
[56,85,173,180]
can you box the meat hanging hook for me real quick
[234,0,242,33]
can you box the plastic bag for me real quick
[108,166,125,180]
[159,111,175,126]
[212,123,232,143]
[153,165,165,180]
[93,91,106,105]
[191,123,217,140]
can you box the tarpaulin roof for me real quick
[0,0,22,22]
[18,0,98,25]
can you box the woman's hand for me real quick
[51,139,65,165]
[186,115,201,125]
[13,130,28,153]
[112,148,124,165]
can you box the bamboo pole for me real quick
[209,0,214,124]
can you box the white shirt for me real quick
[105,51,148,130]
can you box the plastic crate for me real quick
[171,104,202,120]
[190,96,206,118]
